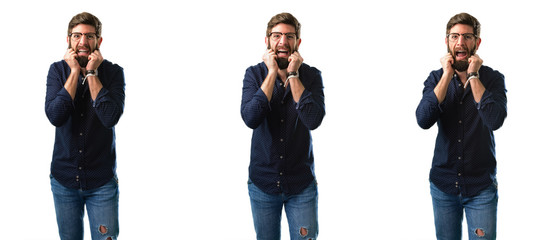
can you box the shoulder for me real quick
[479,65,504,78]
[100,59,123,72]
[244,62,268,79]
[300,62,321,75]
[246,62,267,73]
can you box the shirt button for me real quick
[281,101,284,104]
[281,119,284,123]
[280,156,284,159]
[79,167,82,170]
[79,133,83,136]
[280,172,283,176]
[79,150,83,153]
[458,139,462,143]
[458,120,462,124]
[460,101,463,105]
[280,138,284,142]
[458,173,462,176]
[458,156,461,160]
[80,113,84,117]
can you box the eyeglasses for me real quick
[69,32,98,41]
[269,32,297,41]
[447,33,477,42]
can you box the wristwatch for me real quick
[467,72,478,79]
[287,71,298,77]
[86,69,98,76]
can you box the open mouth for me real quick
[455,50,468,60]
[276,49,290,57]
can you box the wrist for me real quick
[467,72,479,80]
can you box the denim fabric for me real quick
[431,181,497,240]
[248,180,318,240]
[51,175,119,240]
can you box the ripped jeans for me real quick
[51,175,119,240]
[248,180,318,240]
[430,181,498,240]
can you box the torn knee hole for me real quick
[475,228,485,237]
[99,225,108,234]
[300,227,308,237]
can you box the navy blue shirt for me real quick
[45,60,125,190]
[241,62,325,195]
[416,65,506,197]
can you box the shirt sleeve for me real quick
[241,65,271,129]
[476,70,507,130]
[92,63,125,129]
[416,70,443,129]
[45,62,75,127]
[293,66,325,130]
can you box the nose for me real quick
[79,34,89,45]
[455,35,466,46]
[278,34,288,45]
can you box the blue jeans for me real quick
[430,181,498,240]
[51,175,119,240]
[248,180,318,240]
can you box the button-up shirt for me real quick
[45,60,125,190]
[241,62,325,195]
[416,65,506,197]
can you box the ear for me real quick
[265,36,269,47]
[97,37,103,48]
[297,38,302,48]
[475,37,481,50]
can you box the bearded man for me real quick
[45,12,125,240]
[416,12,507,240]
[240,12,325,240]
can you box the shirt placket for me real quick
[277,80,290,190]
[76,80,88,190]
[456,76,466,191]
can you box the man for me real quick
[416,13,506,240]
[241,12,325,240]
[45,12,125,240]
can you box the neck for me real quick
[455,70,467,84]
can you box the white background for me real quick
[1,0,531,239]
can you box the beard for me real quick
[69,40,95,68]
[77,56,89,68]
[449,46,476,72]
[268,39,297,70]
[276,57,289,70]
[452,59,469,72]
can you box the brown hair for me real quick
[446,12,480,37]
[68,12,102,37]
[266,12,301,39]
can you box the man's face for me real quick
[266,23,301,70]
[68,24,101,68]
[446,24,480,72]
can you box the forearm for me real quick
[260,71,277,101]
[468,77,486,103]
[64,69,80,100]
[289,76,304,102]
[433,72,453,103]
[86,75,103,101]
